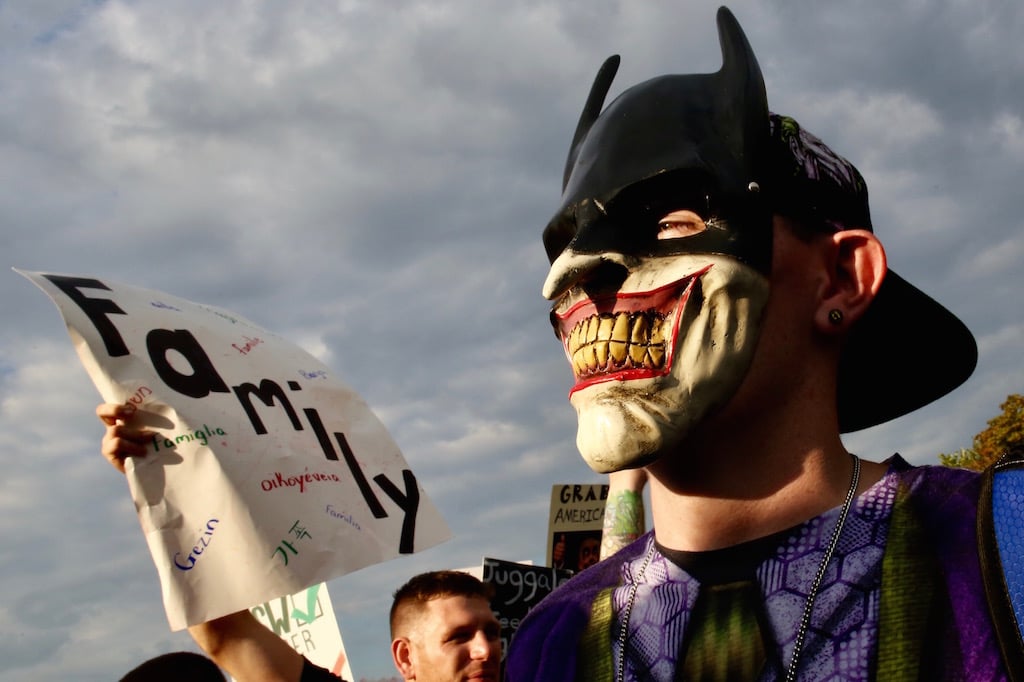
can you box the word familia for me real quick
[43,275,421,554]
[152,424,227,451]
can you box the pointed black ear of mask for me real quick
[563,55,620,191]
[544,6,773,272]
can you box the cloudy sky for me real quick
[2,1,1022,679]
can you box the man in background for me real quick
[389,570,502,682]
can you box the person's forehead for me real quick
[422,594,496,630]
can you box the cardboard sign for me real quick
[481,558,572,675]
[249,583,353,680]
[546,483,609,573]
[18,270,451,630]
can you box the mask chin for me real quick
[567,257,771,472]
[571,378,688,473]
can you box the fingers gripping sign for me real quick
[98,403,154,474]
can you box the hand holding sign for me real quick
[18,269,451,630]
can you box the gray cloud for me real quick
[2,1,1022,679]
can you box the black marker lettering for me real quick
[335,431,387,518]
[232,379,302,434]
[43,275,129,357]
[302,408,339,462]
[146,329,230,398]
[373,469,419,554]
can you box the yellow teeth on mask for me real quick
[568,311,668,377]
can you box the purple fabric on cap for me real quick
[767,113,872,233]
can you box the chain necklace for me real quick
[616,454,861,682]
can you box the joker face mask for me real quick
[542,9,774,472]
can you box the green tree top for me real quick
[939,393,1024,471]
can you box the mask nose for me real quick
[542,249,631,302]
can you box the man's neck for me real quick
[644,424,886,552]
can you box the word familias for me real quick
[326,505,361,530]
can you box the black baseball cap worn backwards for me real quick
[544,6,977,432]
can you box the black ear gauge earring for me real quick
[828,309,844,325]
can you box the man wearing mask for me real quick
[506,7,1022,681]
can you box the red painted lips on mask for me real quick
[552,265,711,393]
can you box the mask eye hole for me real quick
[656,209,707,240]
[543,214,577,262]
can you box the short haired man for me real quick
[389,570,502,682]
[506,7,1022,681]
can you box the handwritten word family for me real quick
[232,336,263,355]
[273,520,312,566]
[262,470,341,493]
[42,274,424,553]
[121,385,153,416]
[326,505,361,530]
[197,304,241,325]
[174,519,220,571]
[151,424,228,451]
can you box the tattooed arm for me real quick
[600,468,648,560]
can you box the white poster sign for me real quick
[18,270,451,630]
[249,583,354,680]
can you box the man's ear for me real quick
[816,229,887,333]
[391,638,416,680]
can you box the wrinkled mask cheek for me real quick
[567,258,770,472]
